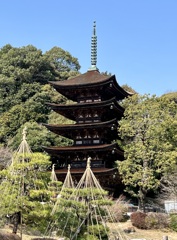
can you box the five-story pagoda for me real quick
[43,22,131,190]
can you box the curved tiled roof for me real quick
[54,167,117,175]
[50,70,110,87]
[43,118,118,139]
[47,97,123,111]
[49,70,132,101]
[43,143,123,155]
[46,97,124,121]
[43,118,117,130]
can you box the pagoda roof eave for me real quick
[49,71,132,100]
[46,97,124,112]
[54,167,118,175]
[43,118,118,139]
[43,118,117,130]
[43,143,123,155]
[46,97,124,121]
[49,70,111,88]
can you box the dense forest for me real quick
[0,43,177,210]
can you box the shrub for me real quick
[109,196,129,222]
[130,211,147,229]
[87,224,109,239]
[145,212,169,229]
[169,214,177,232]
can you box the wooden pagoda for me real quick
[43,22,131,191]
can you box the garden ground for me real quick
[1,221,177,240]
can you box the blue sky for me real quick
[0,0,177,96]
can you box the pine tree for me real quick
[0,127,62,235]
[50,159,114,240]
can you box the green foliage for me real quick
[0,151,62,233]
[52,186,113,239]
[0,146,12,169]
[121,84,136,94]
[161,91,177,103]
[87,224,109,239]
[169,214,177,232]
[9,121,72,152]
[44,46,80,79]
[118,94,177,208]
[0,44,80,148]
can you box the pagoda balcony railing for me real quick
[75,139,101,145]
[57,160,105,169]
[71,160,105,169]
[77,117,101,124]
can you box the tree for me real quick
[0,126,64,235]
[10,121,73,152]
[121,84,137,94]
[0,150,63,234]
[0,44,80,147]
[50,160,113,240]
[158,165,177,204]
[43,46,80,79]
[161,91,177,103]
[117,94,177,210]
[0,145,12,169]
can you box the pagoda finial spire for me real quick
[88,21,98,71]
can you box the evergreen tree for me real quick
[50,159,113,240]
[118,94,177,210]
[0,128,62,234]
[0,44,80,148]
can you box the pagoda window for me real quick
[85,113,92,118]
[78,120,84,123]
[76,140,82,145]
[87,135,92,139]
[75,134,82,145]
[83,132,92,145]
[93,132,100,144]
[84,133,91,139]
[84,112,92,123]
[93,111,100,122]
[83,139,92,144]
[93,111,99,117]
[93,119,100,123]
[85,120,92,123]
[86,99,92,103]
[75,156,80,161]
[93,97,101,102]
[93,132,99,138]
[77,112,84,123]
[78,114,84,119]
[76,134,82,139]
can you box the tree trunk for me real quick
[12,212,20,234]
[138,188,146,212]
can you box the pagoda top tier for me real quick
[49,70,132,101]
[50,70,108,87]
